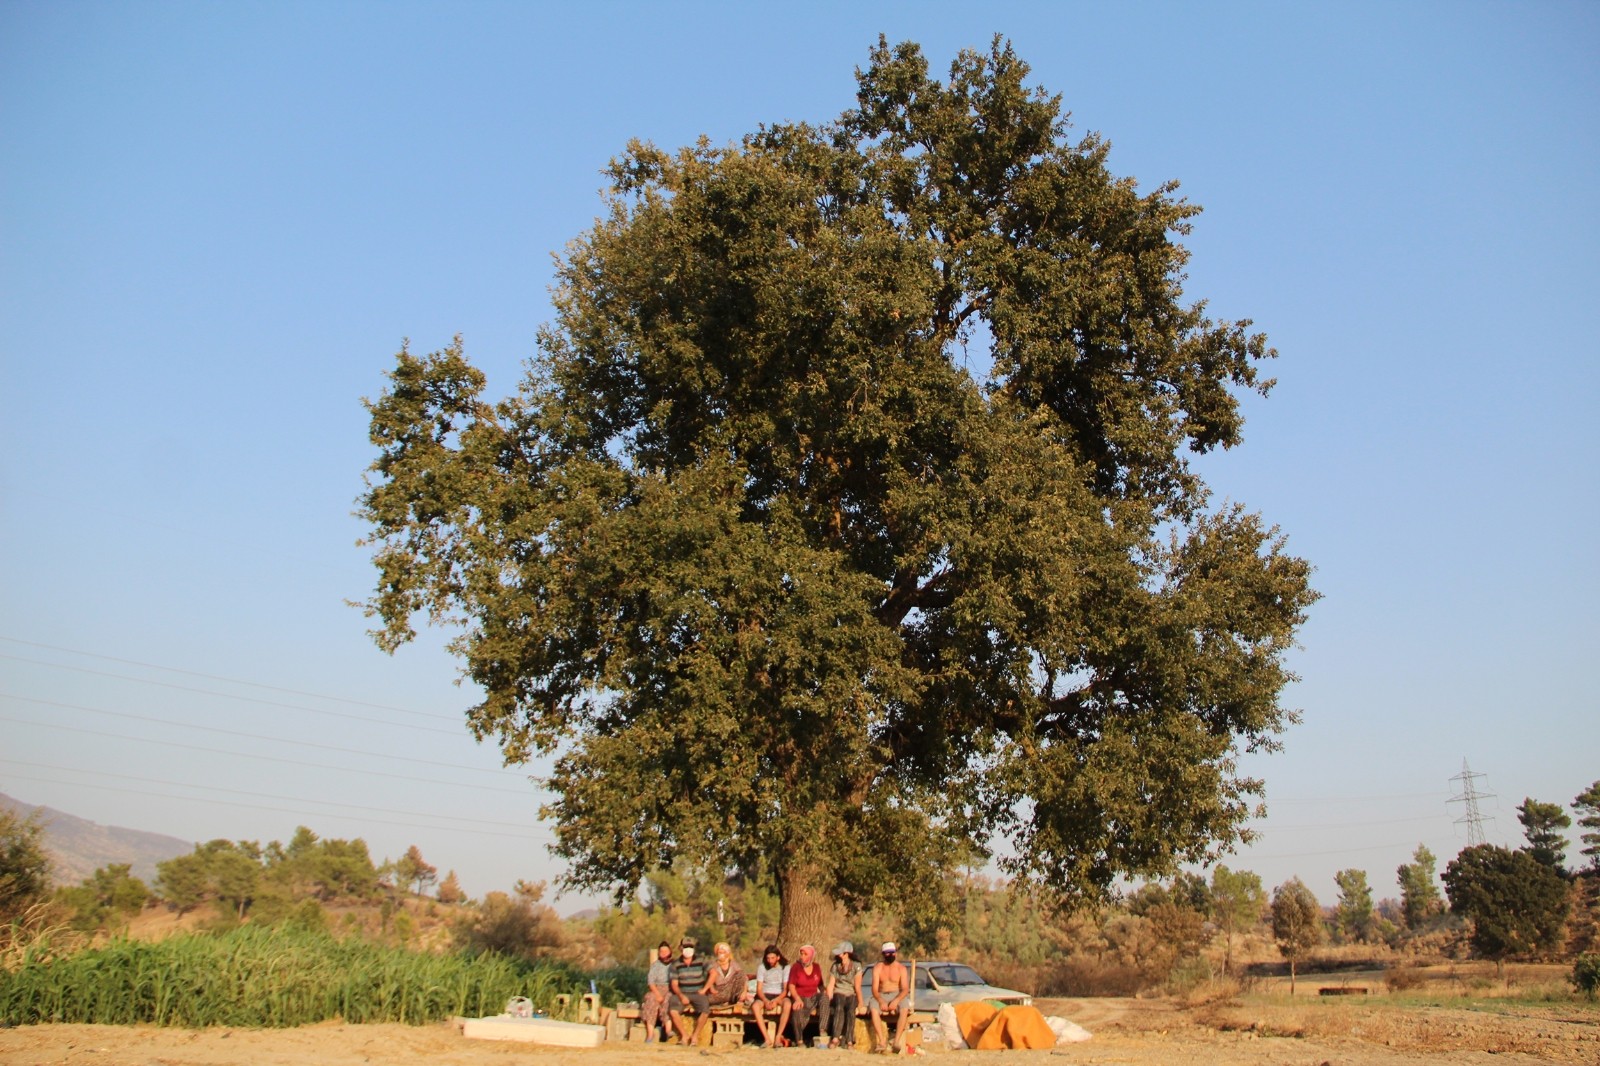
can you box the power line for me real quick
[0,768,552,842]
[0,635,461,723]
[0,758,553,838]
[0,712,532,795]
[0,652,463,736]
[0,693,526,776]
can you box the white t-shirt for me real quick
[756,962,790,996]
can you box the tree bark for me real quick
[775,864,842,959]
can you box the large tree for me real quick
[1442,844,1569,976]
[359,37,1317,949]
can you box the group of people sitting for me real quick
[640,936,913,1051]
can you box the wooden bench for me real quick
[611,1002,760,1046]
[612,1002,935,1048]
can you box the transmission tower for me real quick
[1448,758,1494,846]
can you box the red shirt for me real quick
[788,961,824,997]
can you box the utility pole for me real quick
[1448,758,1494,846]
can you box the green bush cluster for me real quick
[0,925,620,1027]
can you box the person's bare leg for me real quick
[891,1005,909,1051]
[777,999,794,1047]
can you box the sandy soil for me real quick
[3,997,1597,1066]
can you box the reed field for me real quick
[0,925,620,1028]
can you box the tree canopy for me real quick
[1443,843,1569,972]
[359,37,1317,948]
[1517,797,1571,874]
[1574,781,1600,873]
[1270,877,1322,994]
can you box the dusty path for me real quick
[2,998,1596,1066]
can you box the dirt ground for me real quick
[3,996,1598,1066]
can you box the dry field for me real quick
[4,983,1597,1066]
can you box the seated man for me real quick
[744,945,788,1048]
[666,937,711,1045]
[868,942,911,1053]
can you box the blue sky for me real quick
[3,1,1596,912]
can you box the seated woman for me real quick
[781,944,826,1047]
[745,945,789,1048]
[824,941,863,1049]
[703,941,747,1010]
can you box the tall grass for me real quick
[0,926,620,1027]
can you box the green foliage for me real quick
[358,35,1317,944]
[1397,844,1443,930]
[0,925,621,1027]
[1574,781,1600,873]
[1443,844,1570,966]
[156,827,381,920]
[1333,868,1374,943]
[0,810,52,923]
[1572,953,1600,1000]
[1208,864,1264,975]
[55,864,148,932]
[1270,877,1322,993]
[394,845,438,896]
[1517,797,1571,873]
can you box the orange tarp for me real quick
[950,1001,1057,1050]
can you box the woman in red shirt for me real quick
[781,944,826,1047]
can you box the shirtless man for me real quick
[869,941,911,1053]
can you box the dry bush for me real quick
[1384,962,1428,991]
[1038,955,1150,996]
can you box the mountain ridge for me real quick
[0,791,193,887]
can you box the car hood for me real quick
[918,984,1033,1007]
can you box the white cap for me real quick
[881,941,897,953]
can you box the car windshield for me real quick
[926,964,987,987]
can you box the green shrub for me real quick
[1573,954,1600,1001]
[0,925,612,1027]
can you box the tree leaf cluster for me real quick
[359,36,1318,938]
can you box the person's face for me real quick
[765,951,779,966]
[658,946,673,961]
[715,946,731,963]
[799,948,814,964]
[682,947,695,961]
[882,951,896,964]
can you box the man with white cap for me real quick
[869,941,911,1053]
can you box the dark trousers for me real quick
[790,993,823,1044]
[827,993,857,1045]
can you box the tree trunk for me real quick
[1289,957,1297,995]
[775,864,841,959]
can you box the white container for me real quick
[462,1016,607,1047]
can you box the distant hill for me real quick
[0,792,192,887]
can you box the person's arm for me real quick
[852,967,864,1006]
